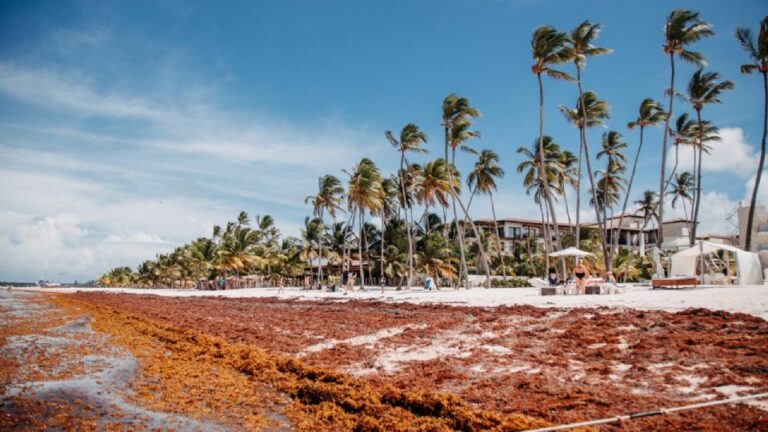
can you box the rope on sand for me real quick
[525,392,768,432]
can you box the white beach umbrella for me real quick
[548,247,595,258]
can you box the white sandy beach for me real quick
[14,284,768,320]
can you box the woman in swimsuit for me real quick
[572,259,590,295]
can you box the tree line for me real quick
[99,12,767,288]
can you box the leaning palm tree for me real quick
[386,124,427,288]
[559,90,610,262]
[531,26,573,269]
[681,68,734,245]
[562,20,611,250]
[442,94,480,287]
[669,172,695,224]
[467,149,508,282]
[346,158,384,290]
[305,175,344,285]
[658,9,714,247]
[737,17,768,251]
[619,98,666,254]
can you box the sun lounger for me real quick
[651,276,698,289]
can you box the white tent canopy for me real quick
[669,241,763,286]
[548,247,595,258]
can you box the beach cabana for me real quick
[669,241,762,286]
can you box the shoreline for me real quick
[12,284,768,320]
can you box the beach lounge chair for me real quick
[651,276,698,289]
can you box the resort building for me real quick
[471,214,734,254]
[737,204,768,266]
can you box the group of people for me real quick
[548,259,616,294]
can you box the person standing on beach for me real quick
[277,276,285,295]
[379,276,386,294]
[573,259,590,295]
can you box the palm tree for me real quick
[531,26,573,272]
[418,232,459,284]
[300,216,322,281]
[597,131,628,257]
[669,172,695,224]
[737,17,768,251]
[559,90,610,264]
[517,137,564,273]
[635,191,660,235]
[347,158,384,290]
[619,98,666,253]
[442,94,480,287]
[305,175,344,285]
[467,149,508,282]
[665,113,697,186]
[386,124,427,288]
[658,9,714,247]
[681,68,734,245]
[562,21,611,251]
[415,159,454,236]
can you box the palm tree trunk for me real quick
[318,209,324,287]
[575,138,583,248]
[358,208,365,290]
[536,73,566,277]
[745,72,768,251]
[423,204,430,235]
[538,200,550,274]
[691,109,704,247]
[449,146,469,288]
[490,191,507,282]
[452,190,491,288]
[562,183,573,233]
[380,210,385,283]
[399,152,414,288]
[576,66,610,270]
[658,53,676,248]
[617,126,645,256]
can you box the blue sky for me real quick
[0,0,766,282]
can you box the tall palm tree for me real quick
[559,90,610,265]
[669,172,695,224]
[442,94,480,287]
[562,20,611,251]
[682,68,734,245]
[347,158,384,290]
[415,159,454,236]
[467,149,508,281]
[658,9,714,247]
[305,175,344,285]
[386,124,427,288]
[619,98,666,252]
[531,26,573,272]
[737,17,768,251]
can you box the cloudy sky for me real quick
[0,0,765,282]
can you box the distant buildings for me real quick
[738,204,768,266]
[471,214,736,254]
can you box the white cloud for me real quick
[0,63,168,120]
[667,127,757,178]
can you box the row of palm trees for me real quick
[525,12,767,275]
[100,13,767,287]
